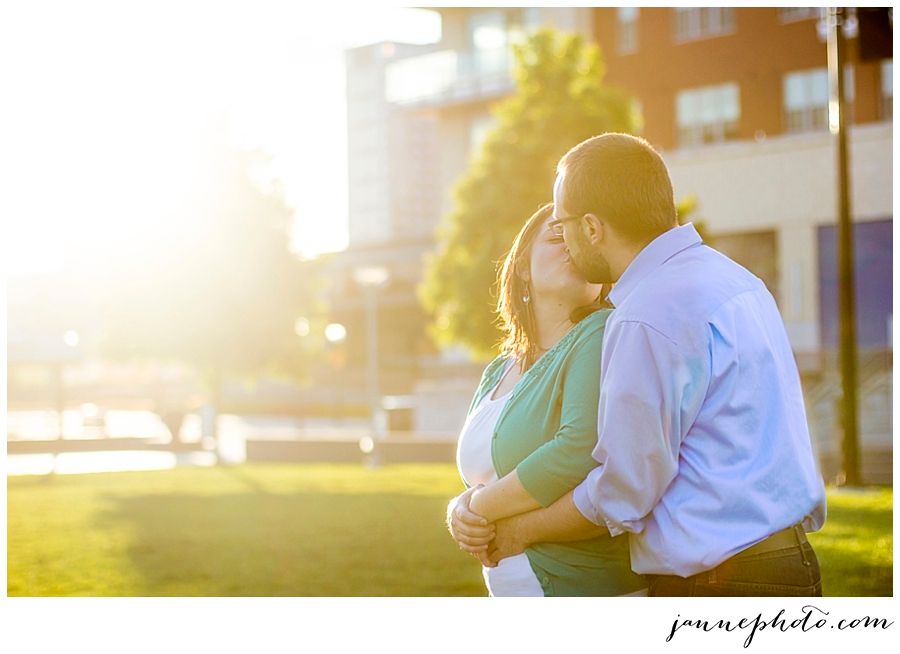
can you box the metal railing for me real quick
[385,47,515,106]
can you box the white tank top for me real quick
[456,362,544,597]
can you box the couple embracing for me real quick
[448,133,827,597]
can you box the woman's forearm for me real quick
[468,469,542,522]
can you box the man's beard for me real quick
[566,227,614,284]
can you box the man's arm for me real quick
[485,489,609,566]
[573,320,698,534]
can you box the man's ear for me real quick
[581,213,604,245]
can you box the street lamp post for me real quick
[57,330,80,440]
[324,322,348,415]
[352,266,390,464]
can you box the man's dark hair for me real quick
[557,133,678,244]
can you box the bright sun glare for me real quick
[4,2,440,275]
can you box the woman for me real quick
[449,203,647,597]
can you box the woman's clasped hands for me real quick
[446,485,495,566]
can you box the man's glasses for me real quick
[547,214,583,237]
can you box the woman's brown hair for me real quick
[495,203,610,372]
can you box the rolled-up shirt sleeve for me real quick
[573,319,701,536]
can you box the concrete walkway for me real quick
[7,450,219,476]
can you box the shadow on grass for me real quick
[9,469,890,597]
[88,486,486,596]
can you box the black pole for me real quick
[827,7,861,485]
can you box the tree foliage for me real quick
[98,139,324,390]
[419,29,637,359]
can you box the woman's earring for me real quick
[522,285,530,304]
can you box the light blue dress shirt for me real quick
[572,223,827,577]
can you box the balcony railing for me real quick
[385,46,515,106]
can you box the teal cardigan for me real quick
[466,309,646,596]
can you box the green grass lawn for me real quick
[806,485,893,596]
[7,464,892,596]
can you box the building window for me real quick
[783,67,855,133]
[673,7,735,42]
[509,8,542,47]
[817,219,893,353]
[617,7,639,54]
[469,10,507,51]
[882,59,893,120]
[676,83,740,147]
[522,7,542,33]
[779,7,823,23]
[469,10,509,77]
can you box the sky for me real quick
[2,1,441,274]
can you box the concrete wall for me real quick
[666,122,892,353]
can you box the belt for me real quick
[649,524,812,589]
[733,524,808,560]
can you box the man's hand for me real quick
[447,486,494,565]
[486,515,529,567]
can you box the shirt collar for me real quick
[608,223,703,308]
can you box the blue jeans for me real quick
[647,542,822,596]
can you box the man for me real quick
[451,133,826,596]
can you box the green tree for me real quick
[98,138,324,443]
[676,193,708,240]
[419,29,636,359]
